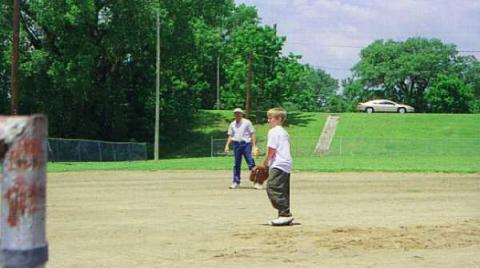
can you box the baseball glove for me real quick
[249,165,269,184]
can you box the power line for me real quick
[286,31,480,37]
[287,42,480,53]
[289,43,363,49]
[312,65,351,71]
[248,47,478,73]
[253,52,352,70]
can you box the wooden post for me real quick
[216,56,220,110]
[154,9,161,160]
[246,51,253,118]
[10,0,20,115]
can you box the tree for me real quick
[352,38,459,112]
[341,79,365,112]
[298,66,338,111]
[458,56,480,113]
[0,1,13,114]
[1,0,234,142]
[220,5,337,116]
[222,5,287,115]
[10,1,162,141]
[425,74,474,113]
[0,0,337,155]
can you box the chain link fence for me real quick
[48,138,147,162]
[329,137,480,157]
[50,136,479,161]
[211,137,266,157]
[211,136,480,158]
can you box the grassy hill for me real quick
[50,111,480,173]
[330,113,480,157]
[335,113,480,138]
[159,110,328,158]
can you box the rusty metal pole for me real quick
[10,0,21,115]
[0,115,48,268]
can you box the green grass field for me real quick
[49,111,480,173]
[330,113,480,157]
[336,113,480,138]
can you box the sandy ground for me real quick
[44,171,480,267]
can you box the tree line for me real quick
[1,1,478,145]
[337,38,480,113]
[0,0,337,143]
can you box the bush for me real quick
[425,75,474,113]
[327,96,349,113]
[469,99,480,113]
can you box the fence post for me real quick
[339,136,343,156]
[76,140,81,161]
[46,140,52,162]
[143,143,148,160]
[97,141,102,161]
[210,136,214,158]
[0,115,48,268]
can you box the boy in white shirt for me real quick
[262,108,294,226]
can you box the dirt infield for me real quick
[46,171,480,267]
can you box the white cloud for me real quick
[235,0,480,79]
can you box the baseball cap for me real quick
[233,108,244,114]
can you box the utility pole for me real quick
[246,51,253,118]
[154,9,160,160]
[10,0,20,115]
[216,55,220,110]
[216,16,225,111]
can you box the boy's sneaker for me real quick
[229,182,239,189]
[253,183,263,190]
[268,216,294,226]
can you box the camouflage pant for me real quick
[266,168,292,217]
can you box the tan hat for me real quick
[233,108,244,114]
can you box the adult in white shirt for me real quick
[224,108,257,189]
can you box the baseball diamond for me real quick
[1,1,480,267]
[44,171,480,267]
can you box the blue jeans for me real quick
[232,141,255,183]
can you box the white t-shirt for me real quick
[267,125,292,173]
[228,118,255,143]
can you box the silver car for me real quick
[357,99,415,113]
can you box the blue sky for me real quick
[234,0,480,80]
